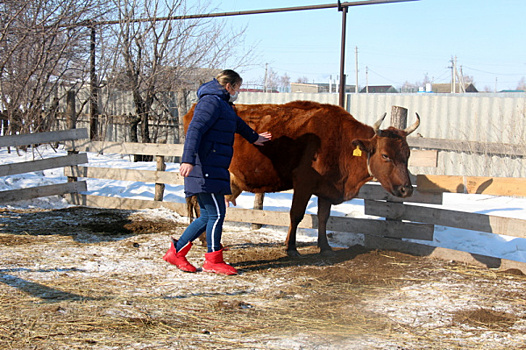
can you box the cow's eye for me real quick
[382,154,390,161]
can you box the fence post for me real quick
[251,193,265,230]
[391,106,407,129]
[154,155,166,201]
[384,106,409,237]
[67,90,79,183]
[66,90,77,130]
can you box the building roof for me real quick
[290,83,319,93]
[432,83,478,93]
[360,85,398,93]
[293,82,357,93]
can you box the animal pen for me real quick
[1,126,525,274]
[2,2,526,348]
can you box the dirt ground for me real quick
[1,206,526,350]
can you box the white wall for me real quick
[236,92,526,178]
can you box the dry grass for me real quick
[1,207,526,349]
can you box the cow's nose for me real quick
[397,185,413,198]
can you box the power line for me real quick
[463,65,524,76]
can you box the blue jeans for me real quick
[176,193,226,253]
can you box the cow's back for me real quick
[229,101,372,193]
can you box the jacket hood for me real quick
[197,79,229,101]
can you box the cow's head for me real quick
[352,113,420,198]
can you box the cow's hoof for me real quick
[286,249,302,258]
[320,249,336,257]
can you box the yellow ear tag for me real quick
[353,146,362,157]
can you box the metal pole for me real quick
[338,4,347,108]
[90,25,98,140]
[355,46,359,94]
[79,0,419,123]
[83,0,419,27]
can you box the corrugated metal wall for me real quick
[59,87,180,144]
[346,93,526,144]
[236,92,526,178]
[61,88,525,177]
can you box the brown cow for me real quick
[184,100,419,257]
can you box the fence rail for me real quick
[2,131,526,273]
[0,129,89,204]
[407,137,526,158]
[39,91,526,177]
[63,138,526,273]
[64,140,526,251]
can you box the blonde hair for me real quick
[216,69,243,88]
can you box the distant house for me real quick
[360,85,398,93]
[290,83,319,93]
[431,83,478,93]
[291,82,356,93]
[240,88,279,93]
[315,82,356,93]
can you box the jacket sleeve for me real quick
[182,96,221,165]
[235,115,259,144]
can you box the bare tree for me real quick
[279,73,291,92]
[296,76,309,84]
[263,69,291,92]
[103,0,252,160]
[517,77,526,91]
[263,67,279,92]
[400,81,414,93]
[0,0,112,141]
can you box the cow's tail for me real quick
[186,195,200,222]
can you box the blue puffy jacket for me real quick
[181,79,259,197]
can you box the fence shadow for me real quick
[0,268,93,302]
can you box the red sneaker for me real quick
[202,249,237,275]
[163,239,197,273]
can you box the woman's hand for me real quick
[179,163,194,177]
[254,131,272,146]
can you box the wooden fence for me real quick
[62,137,526,272]
[2,129,526,273]
[0,129,88,204]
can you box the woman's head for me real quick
[216,69,242,102]
[216,69,243,89]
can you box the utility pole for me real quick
[458,65,466,93]
[264,63,268,92]
[355,46,359,94]
[451,56,457,93]
[365,66,369,93]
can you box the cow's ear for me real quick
[352,139,373,153]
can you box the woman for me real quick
[163,70,271,275]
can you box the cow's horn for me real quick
[404,113,420,135]
[373,112,387,136]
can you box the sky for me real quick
[1,145,526,263]
[204,0,526,91]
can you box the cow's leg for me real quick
[285,189,312,257]
[286,139,320,257]
[226,174,243,206]
[317,197,333,255]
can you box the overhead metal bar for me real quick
[82,0,418,122]
[85,0,418,26]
